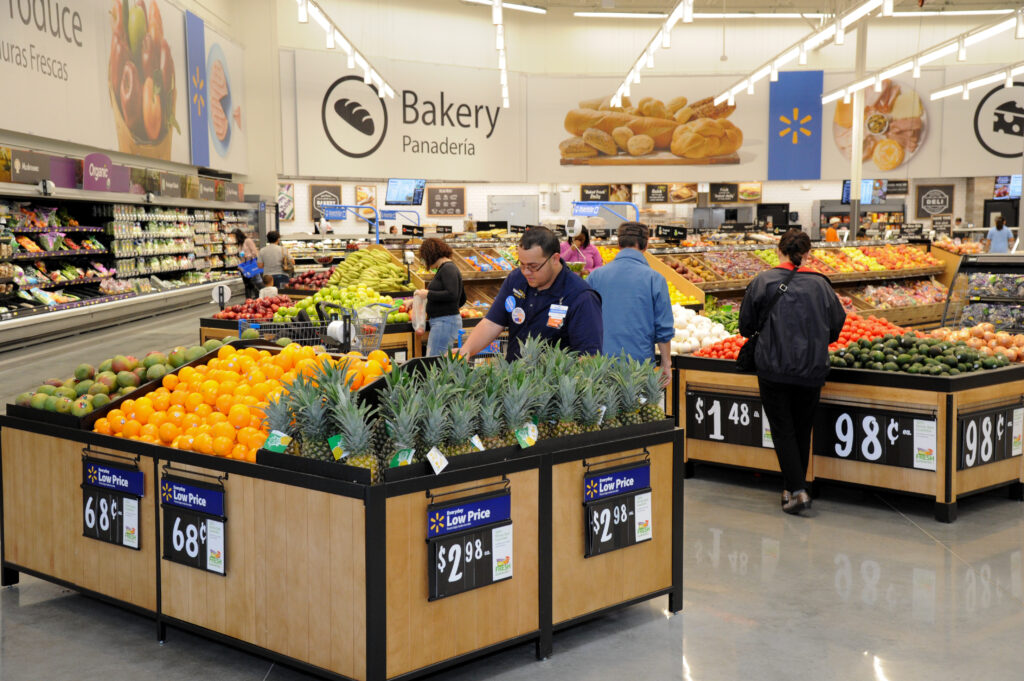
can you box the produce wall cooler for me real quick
[940,254,1024,333]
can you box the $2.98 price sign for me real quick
[686,391,771,449]
[160,476,226,575]
[958,404,1024,470]
[82,459,143,549]
[814,404,937,470]
[426,491,513,600]
[583,463,652,558]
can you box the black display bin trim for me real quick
[553,587,674,631]
[673,355,1024,392]
[3,560,156,620]
[386,632,542,681]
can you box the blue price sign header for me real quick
[161,477,224,517]
[323,205,347,220]
[584,464,650,501]
[573,203,602,217]
[84,460,144,497]
[380,209,397,220]
[428,492,511,538]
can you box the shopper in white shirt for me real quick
[258,274,279,299]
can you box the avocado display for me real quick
[830,338,1011,375]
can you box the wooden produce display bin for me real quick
[0,415,682,681]
[198,319,415,362]
[672,355,1024,522]
[930,246,963,289]
[644,252,705,309]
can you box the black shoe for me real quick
[781,491,791,508]
[782,490,811,515]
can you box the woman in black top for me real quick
[738,229,846,515]
[415,238,465,356]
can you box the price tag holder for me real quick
[583,462,652,558]
[82,457,144,550]
[686,390,772,449]
[957,404,1024,470]
[426,490,512,600]
[160,474,227,575]
[814,403,937,470]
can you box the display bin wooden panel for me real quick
[0,428,158,613]
[0,416,682,681]
[672,355,1024,522]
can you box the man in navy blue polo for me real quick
[586,222,674,385]
[459,227,603,361]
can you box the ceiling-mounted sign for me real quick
[916,184,954,219]
[311,184,342,220]
[886,180,908,195]
[710,183,739,203]
[645,184,668,203]
[11,150,50,184]
[83,153,114,191]
[426,187,465,216]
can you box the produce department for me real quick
[2,2,1024,681]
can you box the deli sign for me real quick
[916,184,954,219]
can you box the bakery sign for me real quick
[293,50,526,181]
[916,184,954,219]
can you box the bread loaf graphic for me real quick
[334,98,375,136]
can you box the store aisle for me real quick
[2,465,1024,681]
[0,302,221,407]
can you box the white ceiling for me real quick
[508,0,1017,14]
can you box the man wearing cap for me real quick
[459,226,603,361]
[586,222,674,386]
[824,217,841,242]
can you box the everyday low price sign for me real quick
[427,491,513,600]
[82,459,143,549]
[161,475,226,575]
[583,462,652,557]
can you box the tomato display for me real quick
[828,313,916,353]
[693,334,748,360]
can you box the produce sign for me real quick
[584,463,652,557]
[427,491,513,600]
[82,458,143,549]
[686,390,772,449]
[813,404,938,470]
[957,404,1024,470]
[161,475,227,575]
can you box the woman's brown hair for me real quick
[418,238,453,268]
[778,228,811,267]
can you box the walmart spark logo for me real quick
[161,481,173,503]
[429,511,445,535]
[585,479,598,500]
[192,68,205,118]
[87,465,98,485]
[779,107,813,144]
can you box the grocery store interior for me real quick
[4,0,1024,680]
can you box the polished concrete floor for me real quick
[2,307,1024,680]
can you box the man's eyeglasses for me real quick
[519,253,554,274]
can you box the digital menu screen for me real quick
[993,175,1022,200]
[842,179,886,205]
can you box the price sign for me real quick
[686,391,772,449]
[160,476,226,575]
[583,462,652,557]
[814,404,938,470]
[426,491,512,600]
[958,405,1024,470]
[82,459,143,549]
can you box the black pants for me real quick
[758,377,822,493]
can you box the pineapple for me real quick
[384,392,422,466]
[600,383,623,430]
[613,358,645,427]
[639,363,667,422]
[262,393,298,457]
[502,368,542,446]
[552,374,582,438]
[419,390,450,455]
[442,395,480,457]
[576,380,603,433]
[332,399,380,482]
[293,384,333,461]
[516,334,548,366]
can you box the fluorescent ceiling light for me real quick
[969,72,1009,90]
[918,42,958,65]
[574,12,667,19]
[1018,9,1024,38]
[964,18,1015,46]
[694,12,827,19]
[463,0,546,14]
[879,62,913,81]
[822,90,846,105]
[841,0,883,28]
[931,84,964,100]
[893,9,1012,16]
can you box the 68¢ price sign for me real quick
[686,391,772,449]
[160,476,226,575]
[82,459,143,550]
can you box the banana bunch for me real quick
[327,249,414,291]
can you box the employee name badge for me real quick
[547,303,568,329]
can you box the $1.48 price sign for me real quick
[686,391,772,449]
[814,404,938,470]
[958,404,1024,470]
[82,459,143,549]
[160,476,226,575]
[427,491,513,600]
[583,463,652,558]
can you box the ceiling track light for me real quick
[912,57,920,78]
[682,0,694,23]
[464,0,546,14]
[957,36,967,61]
[770,63,779,82]
[882,0,893,17]
[609,1,693,108]
[1007,71,1015,88]
[835,21,845,46]
[873,76,882,93]
[326,29,334,49]
[492,0,501,24]
[298,0,308,23]
[962,88,970,100]
[931,61,1024,101]
[798,44,807,65]
[1017,9,1024,38]
[661,29,671,48]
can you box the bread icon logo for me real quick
[334,98,375,136]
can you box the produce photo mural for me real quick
[108,0,184,161]
[832,79,926,172]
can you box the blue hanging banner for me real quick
[84,460,144,497]
[323,205,348,220]
[768,70,823,181]
[185,11,210,167]
[161,476,224,517]
[380,210,398,220]
[573,202,603,217]
[428,492,511,538]
[584,463,650,501]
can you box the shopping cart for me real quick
[317,301,393,354]
[457,329,509,364]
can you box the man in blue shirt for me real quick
[586,222,674,385]
[985,218,1016,254]
[459,227,603,361]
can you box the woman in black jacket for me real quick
[738,229,846,514]
[414,238,466,356]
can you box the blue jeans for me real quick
[426,314,462,357]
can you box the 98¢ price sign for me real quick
[957,404,1024,470]
[160,476,227,575]
[427,492,513,601]
[82,459,144,549]
[583,462,652,558]
[814,404,937,470]
[686,391,773,449]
